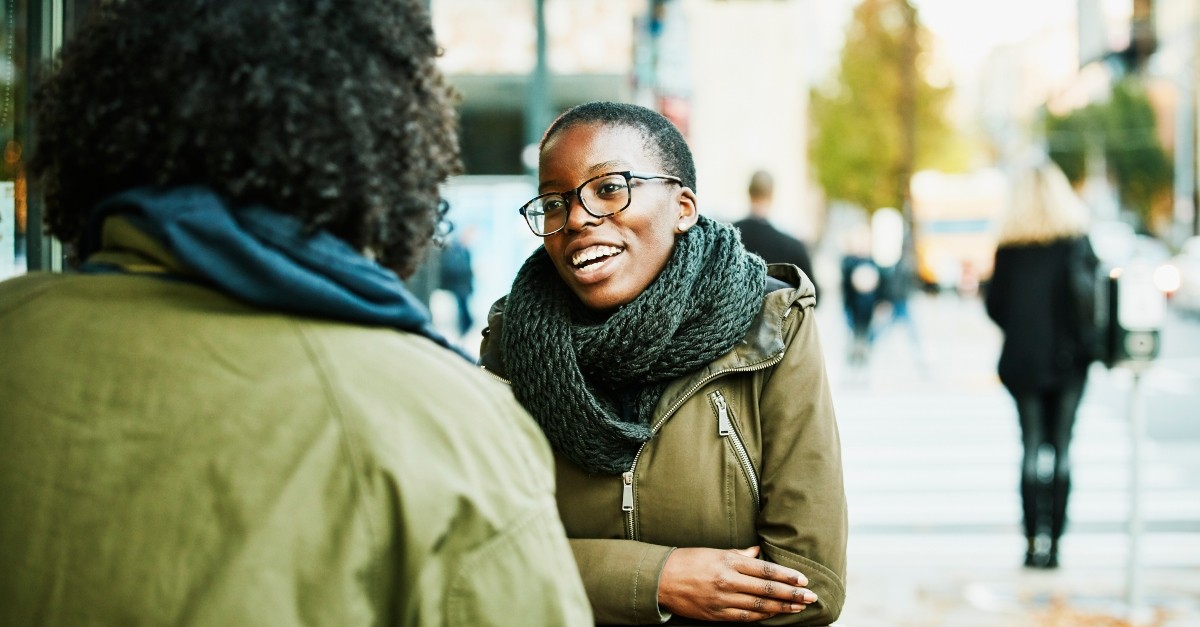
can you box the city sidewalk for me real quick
[817,290,1200,626]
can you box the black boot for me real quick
[1024,537,1038,567]
[1046,474,1070,569]
[1045,542,1059,569]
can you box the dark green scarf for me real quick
[501,216,767,475]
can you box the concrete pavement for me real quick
[816,290,1200,626]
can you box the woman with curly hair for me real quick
[0,1,590,624]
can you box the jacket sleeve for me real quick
[339,339,594,627]
[985,248,1006,327]
[756,303,848,625]
[568,539,675,625]
[441,502,597,627]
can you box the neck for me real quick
[749,200,771,218]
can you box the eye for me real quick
[541,197,568,213]
[592,178,629,199]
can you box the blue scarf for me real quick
[81,186,468,360]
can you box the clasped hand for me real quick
[657,545,817,622]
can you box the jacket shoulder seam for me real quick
[291,323,381,549]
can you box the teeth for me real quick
[572,245,622,267]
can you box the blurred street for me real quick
[815,286,1200,626]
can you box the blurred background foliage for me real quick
[1046,77,1174,232]
[808,0,967,217]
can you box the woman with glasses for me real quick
[480,101,847,625]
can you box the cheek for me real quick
[631,229,679,284]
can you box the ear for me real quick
[674,187,699,234]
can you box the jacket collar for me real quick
[79,186,469,360]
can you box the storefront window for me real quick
[1,0,26,279]
[1,0,95,278]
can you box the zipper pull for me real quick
[713,391,733,436]
[621,471,634,512]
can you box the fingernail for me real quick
[803,591,818,603]
[789,603,804,612]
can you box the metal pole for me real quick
[1175,1,1197,240]
[1125,366,1147,619]
[897,1,918,266]
[523,0,549,175]
[1194,0,1200,235]
[24,0,66,272]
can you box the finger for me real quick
[758,578,818,604]
[719,589,806,616]
[732,545,761,558]
[719,607,776,623]
[720,570,811,603]
[788,586,818,605]
[730,554,808,587]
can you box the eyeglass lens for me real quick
[525,173,631,235]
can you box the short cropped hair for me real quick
[748,170,774,200]
[539,101,696,192]
[30,0,461,277]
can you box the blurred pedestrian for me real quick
[734,169,820,302]
[985,161,1099,569]
[0,1,591,624]
[481,101,847,624]
[438,225,476,338]
[841,224,880,368]
[868,207,924,367]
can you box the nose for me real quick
[562,193,601,232]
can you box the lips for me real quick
[571,244,624,269]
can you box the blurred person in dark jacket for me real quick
[840,224,879,369]
[985,161,1099,569]
[438,225,477,338]
[0,1,591,624]
[734,169,819,303]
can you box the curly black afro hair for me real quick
[30,0,461,277]
[539,101,696,192]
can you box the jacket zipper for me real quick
[621,349,786,540]
[483,306,797,540]
[479,366,510,384]
[711,390,761,509]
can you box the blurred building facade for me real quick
[430,0,825,235]
[977,0,1198,243]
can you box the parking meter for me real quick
[1099,260,1166,618]
[1101,262,1164,367]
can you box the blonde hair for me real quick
[997,163,1090,246]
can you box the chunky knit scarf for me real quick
[501,216,767,475]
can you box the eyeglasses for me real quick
[518,170,682,237]
[431,199,454,248]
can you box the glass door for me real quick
[2,0,95,277]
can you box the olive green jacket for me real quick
[480,264,847,625]
[0,224,592,626]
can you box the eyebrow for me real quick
[539,160,629,193]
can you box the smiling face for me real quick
[538,122,698,312]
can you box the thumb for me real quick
[733,545,761,558]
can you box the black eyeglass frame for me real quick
[518,170,683,237]
[431,198,454,248]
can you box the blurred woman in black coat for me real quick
[985,162,1098,569]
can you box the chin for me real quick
[572,286,632,313]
